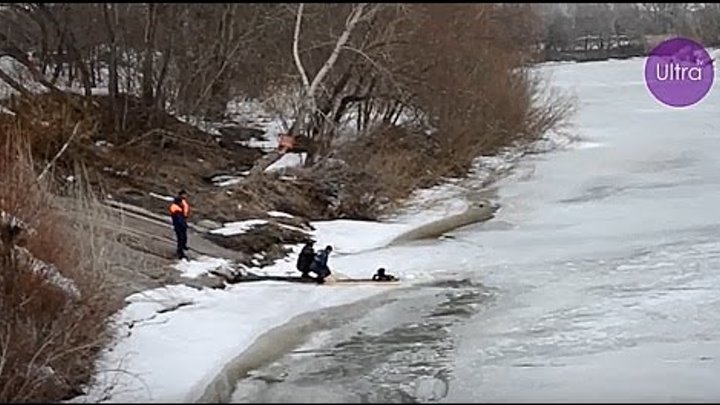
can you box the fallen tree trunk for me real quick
[247,150,282,178]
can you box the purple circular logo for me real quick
[644,37,714,108]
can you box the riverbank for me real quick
[68,126,574,403]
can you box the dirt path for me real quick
[56,196,246,298]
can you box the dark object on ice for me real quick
[310,245,333,281]
[372,267,397,281]
[296,241,315,278]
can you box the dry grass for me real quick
[324,5,574,219]
[0,128,122,402]
[330,68,572,220]
[1,94,100,166]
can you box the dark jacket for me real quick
[312,250,330,270]
[170,197,187,230]
[297,244,315,271]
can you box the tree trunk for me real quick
[103,3,120,132]
[38,18,48,76]
[291,4,371,161]
[35,4,92,96]
[89,56,97,88]
[141,3,158,107]
[154,43,172,111]
[50,32,65,85]
[68,63,74,87]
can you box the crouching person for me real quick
[296,241,315,278]
[310,245,333,283]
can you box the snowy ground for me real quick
[68,123,572,403]
[68,218,438,403]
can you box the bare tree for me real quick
[140,3,158,107]
[291,3,373,152]
[102,3,120,129]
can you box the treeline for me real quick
[539,3,720,52]
[0,3,567,167]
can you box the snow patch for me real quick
[268,211,294,218]
[0,105,16,115]
[310,220,410,255]
[211,173,250,187]
[223,98,289,151]
[149,192,173,202]
[265,153,306,172]
[95,140,114,148]
[174,256,230,279]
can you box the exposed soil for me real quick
[206,222,314,268]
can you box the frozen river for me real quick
[228,58,720,402]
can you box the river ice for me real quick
[444,57,720,402]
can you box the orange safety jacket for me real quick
[169,201,187,230]
[181,199,190,217]
[169,202,184,216]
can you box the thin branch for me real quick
[340,44,402,94]
[37,121,82,181]
[307,3,367,98]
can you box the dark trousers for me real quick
[174,227,188,259]
[311,265,330,279]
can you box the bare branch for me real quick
[307,3,367,98]
[37,121,82,181]
[293,3,310,94]
[340,44,402,93]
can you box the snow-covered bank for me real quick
[69,214,454,403]
[71,283,386,403]
[71,127,576,403]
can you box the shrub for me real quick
[0,131,121,402]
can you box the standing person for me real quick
[310,245,333,283]
[169,190,190,260]
[296,241,315,278]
